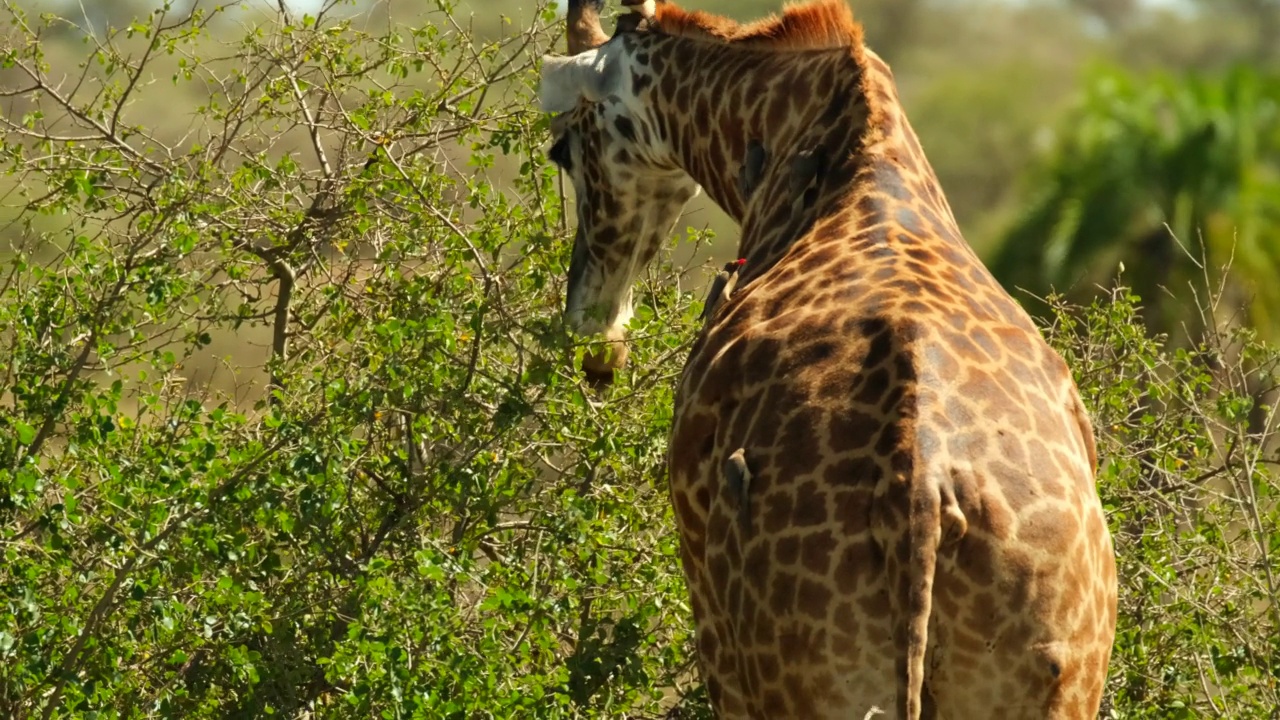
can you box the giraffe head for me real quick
[541,0,701,380]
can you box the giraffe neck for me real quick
[627,32,966,279]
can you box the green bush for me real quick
[0,3,1277,718]
[990,63,1280,342]
[0,2,709,716]
[1046,284,1280,717]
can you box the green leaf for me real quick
[13,421,35,445]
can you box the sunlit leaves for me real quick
[0,1,705,717]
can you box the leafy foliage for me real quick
[0,2,1278,719]
[1044,284,1280,717]
[991,64,1280,340]
[0,2,712,716]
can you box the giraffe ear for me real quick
[540,45,623,113]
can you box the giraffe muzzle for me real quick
[581,337,629,386]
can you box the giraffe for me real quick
[539,1,1119,717]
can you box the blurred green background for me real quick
[15,0,1280,343]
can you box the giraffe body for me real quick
[674,256,1111,719]
[540,2,1118,717]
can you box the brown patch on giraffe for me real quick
[857,587,891,617]
[761,687,788,716]
[817,364,857,400]
[948,624,987,656]
[763,264,801,291]
[982,366,1032,413]
[887,448,913,480]
[778,412,819,474]
[994,324,1037,361]
[761,490,794,535]
[895,232,925,252]
[1030,448,1068,490]
[861,321,894,365]
[851,368,890,408]
[762,281,814,319]
[753,608,776,648]
[968,326,1003,363]
[743,536,773,587]
[856,191,889,222]
[874,420,906,458]
[708,550,732,593]
[790,340,840,375]
[727,393,764,448]
[894,206,927,237]
[902,247,937,269]
[834,486,876,538]
[992,458,1038,513]
[767,90,794,132]
[769,570,799,614]
[862,242,897,262]
[799,577,834,619]
[800,529,839,575]
[936,311,968,336]
[698,626,722,665]
[777,534,801,565]
[800,246,840,274]
[834,538,875,594]
[957,532,997,588]
[901,299,932,316]
[853,219,892,250]
[828,454,882,487]
[672,487,703,539]
[792,480,829,526]
[741,336,784,387]
[705,674,727,707]
[695,483,711,514]
[1003,618,1038,655]
[932,574,961,618]
[808,669,840,703]
[779,623,827,665]
[831,599,862,638]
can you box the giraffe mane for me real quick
[638,0,887,150]
[646,0,864,53]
